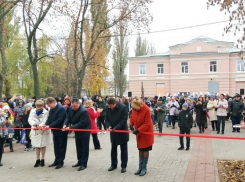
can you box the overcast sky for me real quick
[127,0,242,57]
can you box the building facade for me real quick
[128,36,245,97]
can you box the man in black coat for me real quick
[106,97,129,173]
[230,93,245,132]
[63,97,91,171]
[44,97,68,169]
[178,103,193,151]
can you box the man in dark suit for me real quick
[63,97,91,171]
[44,97,68,169]
[106,97,129,173]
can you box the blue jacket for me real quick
[63,105,91,138]
[46,104,67,136]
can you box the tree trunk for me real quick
[0,6,7,100]
[4,78,11,97]
[77,66,86,97]
[31,62,40,99]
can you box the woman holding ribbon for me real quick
[28,100,52,167]
[130,96,154,176]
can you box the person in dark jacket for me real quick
[32,96,36,108]
[178,103,193,151]
[106,97,129,173]
[153,99,166,133]
[194,97,207,133]
[96,96,107,134]
[44,97,68,169]
[230,94,244,132]
[7,97,15,112]
[63,97,91,171]
[14,99,25,143]
[22,103,32,151]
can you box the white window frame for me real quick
[139,64,146,75]
[197,46,201,52]
[157,63,164,74]
[181,62,188,74]
[209,61,217,72]
[237,60,245,72]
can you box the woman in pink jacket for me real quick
[85,100,103,150]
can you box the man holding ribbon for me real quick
[63,97,91,171]
[44,97,68,169]
[106,97,129,173]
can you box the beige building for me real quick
[128,36,244,97]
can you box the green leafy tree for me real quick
[135,33,156,56]
[112,22,128,97]
[0,0,21,99]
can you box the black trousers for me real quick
[158,120,163,133]
[75,136,90,167]
[6,138,13,150]
[179,129,190,148]
[53,134,68,165]
[25,129,31,148]
[232,115,242,131]
[211,120,217,130]
[198,124,205,132]
[111,143,128,168]
[92,134,100,149]
[0,138,6,162]
[97,116,107,130]
[170,116,177,127]
[14,127,21,141]
[217,116,226,132]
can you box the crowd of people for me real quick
[0,92,244,176]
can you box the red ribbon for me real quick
[1,127,245,140]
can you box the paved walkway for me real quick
[1,121,245,182]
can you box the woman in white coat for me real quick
[207,96,217,131]
[28,100,52,167]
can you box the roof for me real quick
[169,36,234,49]
[129,36,241,59]
[128,51,170,59]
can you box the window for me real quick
[210,61,217,72]
[181,62,188,73]
[139,64,146,75]
[157,64,164,74]
[197,46,201,52]
[237,60,245,72]
[240,89,244,95]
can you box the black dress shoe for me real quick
[121,168,126,173]
[108,166,117,171]
[217,131,220,134]
[0,162,3,166]
[55,165,63,169]
[95,148,102,150]
[185,148,189,151]
[78,166,86,171]
[72,163,80,167]
[221,131,224,134]
[49,163,58,167]
[178,147,184,150]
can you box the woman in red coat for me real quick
[85,100,103,150]
[130,96,154,176]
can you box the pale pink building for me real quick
[128,36,245,97]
